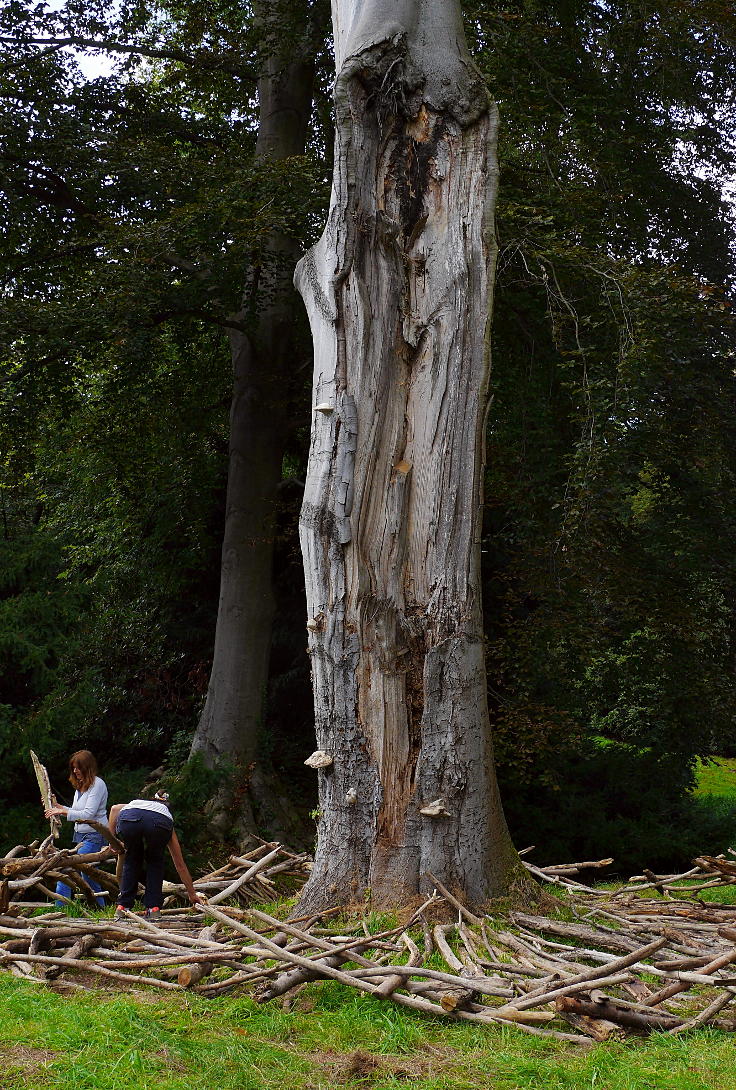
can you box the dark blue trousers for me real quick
[117,808,174,909]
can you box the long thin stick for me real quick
[30,751,60,840]
[207,845,282,904]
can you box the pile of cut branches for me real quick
[2,847,736,1044]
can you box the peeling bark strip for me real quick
[296,0,521,909]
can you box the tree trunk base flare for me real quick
[195,770,258,845]
[192,757,312,852]
[295,0,530,912]
[249,763,314,852]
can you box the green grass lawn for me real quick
[694,758,736,799]
[3,972,736,1090]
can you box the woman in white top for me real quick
[45,749,108,906]
[109,792,204,920]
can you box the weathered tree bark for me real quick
[190,1,315,842]
[295,0,525,909]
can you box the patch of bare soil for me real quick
[152,1047,189,1072]
[4,1037,58,1081]
[285,991,318,1013]
[6,1043,59,1069]
[311,1043,457,1084]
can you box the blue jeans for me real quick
[55,831,107,907]
[116,808,174,910]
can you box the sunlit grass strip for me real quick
[695,758,736,799]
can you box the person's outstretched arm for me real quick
[167,831,204,904]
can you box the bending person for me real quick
[109,792,204,920]
[45,749,108,907]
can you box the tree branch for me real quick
[0,36,258,82]
[150,307,246,332]
[0,154,96,215]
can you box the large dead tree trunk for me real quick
[295,0,525,909]
[190,3,314,843]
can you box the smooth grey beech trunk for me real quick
[190,8,314,842]
[295,0,524,908]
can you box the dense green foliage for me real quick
[1,0,735,868]
[0,0,322,841]
[472,0,736,868]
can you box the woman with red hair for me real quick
[45,750,108,906]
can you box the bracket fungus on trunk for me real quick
[419,799,451,819]
[304,751,334,770]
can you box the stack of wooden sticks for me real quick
[0,836,311,912]
[2,846,736,1043]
